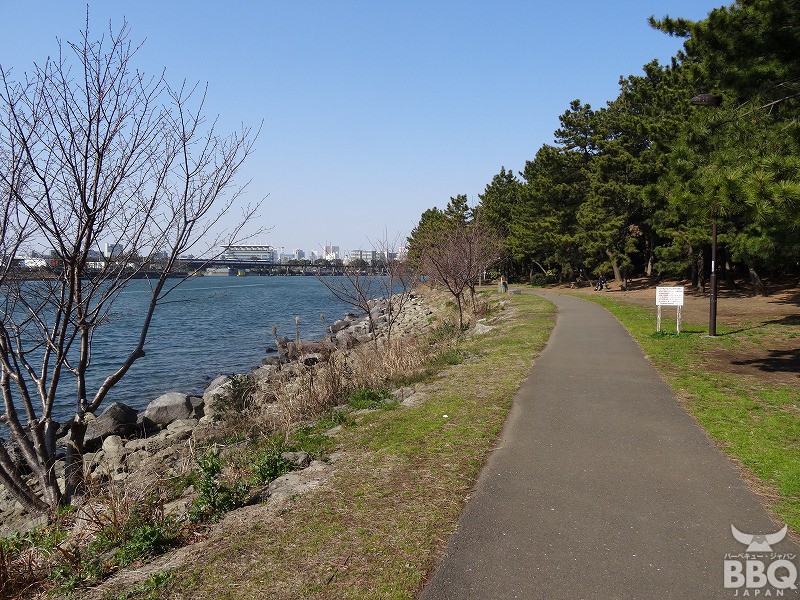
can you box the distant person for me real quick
[499,276,508,293]
[595,274,607,291]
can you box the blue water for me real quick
[53,276,349,422]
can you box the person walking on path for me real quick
[421,291,798,600]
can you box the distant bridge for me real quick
[15,258,386,279]
[179,258,348,276]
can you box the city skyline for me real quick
[220,243,403,263]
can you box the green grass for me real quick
[159,292,556,599]
[582,294,800,530]
[347,388,396,410]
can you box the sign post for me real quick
[656,286,684,333]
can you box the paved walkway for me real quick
[421,291,798,599]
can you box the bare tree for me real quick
[0,19,259,515]
[417,220,502,329]
[318,234,417,350]
[419,224,471,329]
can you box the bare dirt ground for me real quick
[561,277,800,387]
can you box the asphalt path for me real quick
[420,291,798,599]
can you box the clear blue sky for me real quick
[1,1,724,256]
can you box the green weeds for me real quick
[188,451,245,523]
[347,387,397,410]
[249,447,295,486]
[112,570,175,600]
[0,491,181,597]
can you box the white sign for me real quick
[656,286,684,306]
[656,286,684,333]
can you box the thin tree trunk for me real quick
[697,252,706,293]
[605,249,625,291]
[747,262,768,296]
[689,244,698,288]
[0,446,49,514]
[722,247,735,288]
[64,418,88,503]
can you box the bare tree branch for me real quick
[0,18,262,515]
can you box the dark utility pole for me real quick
[709,221,718,337]
[690,93,723,337]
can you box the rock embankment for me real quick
[0,291,439,536]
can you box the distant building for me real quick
[221,244,276,261]
[21,257,47,268]
[349,250,377,264]
[103,243,123,258]
[309,251,319,263]
[293,249,305,260]
[323,244,340,261]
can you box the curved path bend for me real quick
[421,291,798,600]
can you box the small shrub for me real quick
[435,349,464,367]
[213,375,256,421]
[472,301,491,318]
[1,528,52,597]
[113,520,179,567]
[113,570,175,600]
[529,273,548,287]
[250,448,294,485]
[347,388,390,410]
[50,553,105,593]
[427,320,460,345]
[315,409,354,431]
[189,451,244,523]
[287,425,334,458]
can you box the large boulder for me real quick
[84,402,139,451]
[3,440,33,476]
[330,319,351,334]
[284,339,335,361]
[261,355,284,367]
[201,376,233,422]
[252,365,278,382]
[140,392,192,429]
[334,329,357,349]
[188,395,205,419]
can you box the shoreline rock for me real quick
[0,289,442,535]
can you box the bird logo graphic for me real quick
[731,524,788,553]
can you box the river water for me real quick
[51,276,349,422]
